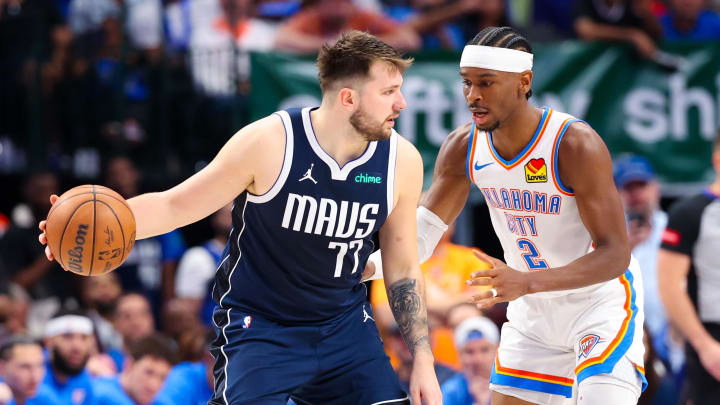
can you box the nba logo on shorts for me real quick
[578,334,604,359]
[243,316,253,329]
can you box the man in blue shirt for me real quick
[41,310,96,405]
[661,0,720,40]
[441,317,499,405]
[0,336,61,405]
[92,334,176,405]
[154,329,213,405]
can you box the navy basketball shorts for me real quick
[209,303,409,405]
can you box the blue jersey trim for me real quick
[488,107,548,167]
[552,119,583,195]
[576,270,645,392]
[490,365,573,398]
[465,124,476,181]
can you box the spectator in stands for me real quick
[660,0,720,40]
[161,298,201,343]
[0,336,61,405]
[614,156,671,350]
[110,293,155,372]
[441,316,499,405]
[80,273,123,353]
[41,310,95,405]
[446,302,482,330]
[274,0,420,52]
[105,157,186,319]
[658,131,720,404]
[454,0,511,44]
[92,334,176,405]
[638,325,679,405]
[372,223,490,327]
[371,223,490,367]
[175,203,231,326]
[0,171,78,302]
[383,0,479,50]
[154,327,214,405]
[383,322,457,395]
[573,0,662,59]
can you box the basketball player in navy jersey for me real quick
[368,27,646,405]
[39,31,441,405]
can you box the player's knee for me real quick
[577,376,639,405]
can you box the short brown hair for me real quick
[316,30,413,92]
[127,334,177,365]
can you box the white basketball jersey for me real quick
[468,108,606,298]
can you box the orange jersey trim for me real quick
[487,109,553,170]
[467,125,479,184]
[575,274,634,374]
[551,118,576,196]
[495,350,574,386]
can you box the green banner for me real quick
[250,42,719,192]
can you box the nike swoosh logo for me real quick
[474,162,493,171]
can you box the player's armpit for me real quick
[526,123,630,293]
[420,123,472,224]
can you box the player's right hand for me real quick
[699,339,720,381]
[38,194,59,262]
[409,356,442,405]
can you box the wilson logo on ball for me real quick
[67,224,89,273]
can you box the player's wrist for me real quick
[412,349,435,365]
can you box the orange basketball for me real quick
[45,185,136,276]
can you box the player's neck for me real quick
[490,104,544,161]
[310,105,370,168]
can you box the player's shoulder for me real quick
[556,118,607,160]
[234,113,284,144]
[441,122,473,155]
[394,131,422,164]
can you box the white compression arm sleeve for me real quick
[365,206,449,281]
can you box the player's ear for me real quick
[337,87,357,110]
[519,70,533,98]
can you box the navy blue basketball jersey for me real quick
[212,107,398,324]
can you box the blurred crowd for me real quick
[1,0,720,404]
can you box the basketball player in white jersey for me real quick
[367,26,646,405]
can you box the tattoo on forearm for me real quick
[388,278,431,356]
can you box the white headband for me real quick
[454,316,499,348]
[45,315,94,338]
[459,45,533,73]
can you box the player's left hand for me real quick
[409,355,443,405]
[466,250,530,309]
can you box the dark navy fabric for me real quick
[209,304,407,405]
[212,107,392,325]
[208,107,403,403]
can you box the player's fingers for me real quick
[475,298,501,310]
[39,232,47,245]
[45,246,55,262]
[39,220,46,231]
[360,261,376,282]
[472,249,503,267]
[49,194,59,204]
[471,289,497,302]
[470,268,497,279]
[410,387,421,405]
[466,276,492,286]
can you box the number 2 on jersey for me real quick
[328,240,363,277]
[516,238,548,270]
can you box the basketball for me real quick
[45,185,136,276]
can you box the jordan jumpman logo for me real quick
[299,163,318,184]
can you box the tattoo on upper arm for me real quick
[388,278,431,356]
